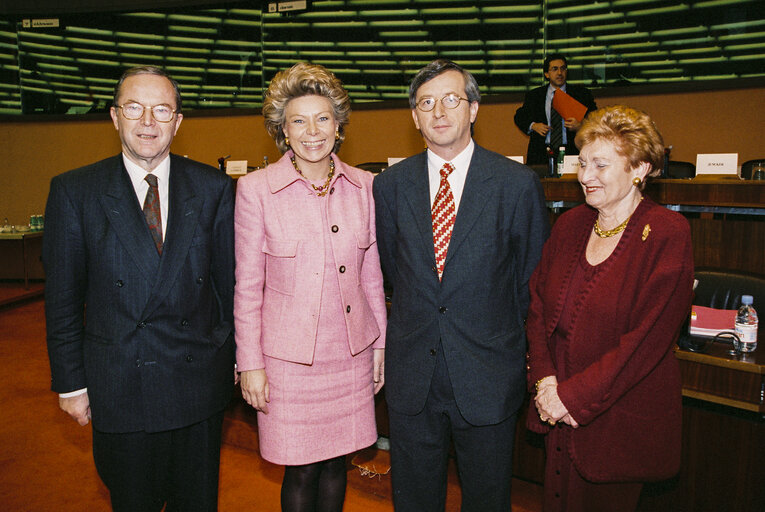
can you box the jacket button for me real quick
[115,280,124,287]
[331,225,339,233]
[339,265,346,273]
[197,276,204,284]
[430,349,437,356]
[186,355,194,363]
[439,306,447,314]
[329,187,335,195]
[431,266,437,273]
[137,321,146,328]
[181,319,189,326]
[346,305,351,313]
[136,359,142,367]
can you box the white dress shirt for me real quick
[427,139,475,214]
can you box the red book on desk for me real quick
[552,89,588,122]
[689,305,737,337]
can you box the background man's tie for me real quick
[143,173,163,255]
[550,93,563,151]
[432,162,456,281]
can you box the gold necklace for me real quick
[593,197,643,238]
[291,156,335,197]
[593,216,631,238]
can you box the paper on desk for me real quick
[552,89,587,122]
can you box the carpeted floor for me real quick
[0,296,542,511]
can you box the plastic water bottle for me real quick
[556,146,566,177]
[734,295,758,353]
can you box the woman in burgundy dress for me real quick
[526,105,694,512]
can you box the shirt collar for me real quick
[123,153,171,189]
[426,139,475,173]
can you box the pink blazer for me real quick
[234,151,386,370]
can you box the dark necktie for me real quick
[431,162,456,281]
[550,93,563,152]
[143,173,163,255]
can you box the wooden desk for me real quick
[676,341,764,413]
[0,231,44,289]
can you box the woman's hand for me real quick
[373,348,385,394]
[534,378,576,426]
[240,369,269,414]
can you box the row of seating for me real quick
[355,159,763,179]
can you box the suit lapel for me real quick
[401,152,438,266]
[98,158,161,282]
[143,156,202,316]
[444,146,494,267]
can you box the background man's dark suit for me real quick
[43,153,234,502]
[374,145,549,507]
[514,83,597,166]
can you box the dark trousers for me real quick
[388,345,517,512]
[92,411,224,512]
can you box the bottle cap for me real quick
[741,295,753,305]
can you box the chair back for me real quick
[666,160,696,179]
[693,268,765,310]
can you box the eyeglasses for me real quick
[117,102,177,123]
[415,94,469,112]
[548,65,568,72]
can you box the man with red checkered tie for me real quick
[374,59,550,511]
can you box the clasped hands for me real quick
[534,376,579,428]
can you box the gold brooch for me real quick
[642,224,651,241]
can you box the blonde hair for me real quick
[263,62,351,153]
[575,105,665,189]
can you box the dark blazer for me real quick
[373,144,549,426]
[44,154,235,434]
[513,83,597,166]
[526,199,693,482]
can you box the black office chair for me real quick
[355,162,387,174]
[665,160,696,179]
[740,159,764,180]
[693,268,765,310]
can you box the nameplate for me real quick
[387,157,405,168]
[561,155,580,174]
[225,160,248,176]
[695,153,738,176]
[506,155,524,164]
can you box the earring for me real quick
[335,130,340,141]
[632,177,642,187]
[285,136,290,148]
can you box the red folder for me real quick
[552,89,588,122]
[689,305,737,337]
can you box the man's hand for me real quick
[59,393,91,426]
[240,369,269,414]
[531,122,551,137]
[564,117,582,131]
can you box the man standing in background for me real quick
[43,66,235,511]
[514,53,597,166]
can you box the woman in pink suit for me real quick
[234,62,387,512]
[526,105,694,511]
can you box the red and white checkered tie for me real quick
[432,162,455,281]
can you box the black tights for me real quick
[281,455,347,512]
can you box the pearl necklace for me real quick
[291,156,335,197]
